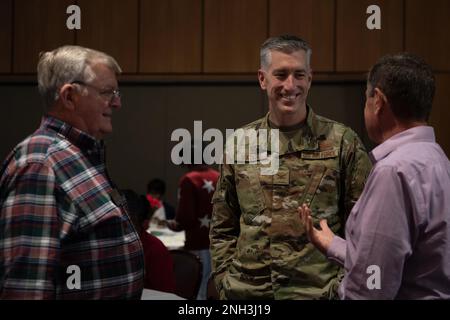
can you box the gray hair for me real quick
[260,35,312,70]
[37,45,122,110]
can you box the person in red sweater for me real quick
[122,189,176,294]
[167,162,219,300]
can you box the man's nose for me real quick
[111,96,121,110]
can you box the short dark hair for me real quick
[178,141,207,166]
[122,189,151,232]
[147,178,166,195]
[367,53,435,122]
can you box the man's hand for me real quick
[298,203,335,255]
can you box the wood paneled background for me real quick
[1,0,449,74]
[0,82,366,206]
[77,0,139,73]
[336,0,404,72]
[269,0,335,72]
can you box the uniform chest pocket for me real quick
[234,164,266,217]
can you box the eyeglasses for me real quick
[71,80,121,102]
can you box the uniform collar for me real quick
[369,126,436,164]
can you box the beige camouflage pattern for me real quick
[210,107,372,299]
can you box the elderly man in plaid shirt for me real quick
[0,46,144,299]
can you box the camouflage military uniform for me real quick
[210,107,372,299]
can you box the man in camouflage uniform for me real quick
[209,35,372,299]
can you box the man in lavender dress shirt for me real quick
[299,53,450,299]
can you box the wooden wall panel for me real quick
[269,0,335,72]
[429,74,450,157]
[77,0,138,73]
[204,0,268,73]
[336,0,403,72]
[405,0,450,71]
[139,0,202,73]
[13,0,75,73]
[0,0,12,73]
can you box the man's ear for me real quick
[373,88,387,115]
[58,84,78,111]
[258,69,267,90]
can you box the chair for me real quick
[169,249,203,300]
[206,274,220,300]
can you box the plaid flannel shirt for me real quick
[0,116,144,299]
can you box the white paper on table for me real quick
[147,223,186,250]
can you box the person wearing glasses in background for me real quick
[0,45,144,299]
[299,53,450,299]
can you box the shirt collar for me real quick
[369,126,436,164]
[40,115,104,153]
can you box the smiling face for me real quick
[258,49,312,126]
[74,63,121,139]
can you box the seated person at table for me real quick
[122,189,176,293]
[166,143,219,300]
[147,178,176,221]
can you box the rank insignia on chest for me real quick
[301,149,338,159]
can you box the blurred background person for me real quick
[300,53,450,299]
[0,45,144,299]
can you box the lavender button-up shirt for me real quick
[327,126,450,299]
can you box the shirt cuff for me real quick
[326,235,346,267]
